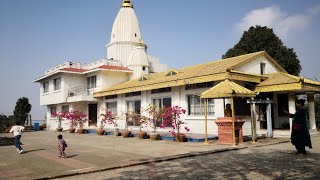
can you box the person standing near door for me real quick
[9,121,25,154]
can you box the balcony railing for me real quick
[67,86,101,97]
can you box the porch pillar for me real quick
[266,98,273,138]
[307,93,316,130]
[288,93,296,133]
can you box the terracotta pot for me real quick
[136,131,148,139]
[122,130,131,138]
[69,127,76,133]
[175,133,186,142]
[56,127,63,132]
[150,133,160,140]
[97,129,105,135]
[77,128,86,134]
[114,129,120,136]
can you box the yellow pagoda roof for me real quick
[201,79,257,98]
[94,51,282,97]
[255,72,320,92]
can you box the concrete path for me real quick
[0,131,316,180]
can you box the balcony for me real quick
[66,86,101,102]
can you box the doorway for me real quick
[88,104,97,126]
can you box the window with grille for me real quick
[87,75,97,89]
[187,95,214,116]
[106,102,117,115]
[126,100,141,126]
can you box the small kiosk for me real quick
[201,79,257,146]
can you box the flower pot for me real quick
[69,127,76,133]
[77,128,86,134]
[97,129,105,135]
[122,130,131,138]
[56,127,63,132]
[175,133,186,142]
[136,131,148,139]
[150,133,160,140]
[114,129,120,136]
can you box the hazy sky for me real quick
[0,0,319,120]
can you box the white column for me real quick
[252,101,257,136]
[266,98,273,138]
[307,93,316,130]
[288,93,296,133]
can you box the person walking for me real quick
[57,134,68,158]
[283,99,312,155]
[9,121,25,154]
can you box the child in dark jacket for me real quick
[57,134,67,158]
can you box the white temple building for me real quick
[34,0,320,137]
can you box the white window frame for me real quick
[126,100,141,127]
[50,106,57,118]
[187,94,214,116]
[106,101,117,116]
[87,75,97,89]
[53,77,61,91]
[62,105,69,113]
[152,97,172,127]
[43,81,49,94]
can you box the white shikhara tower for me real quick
[107,0,166,79]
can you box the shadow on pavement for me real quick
[23,148,45,154]
[99,149,320,180]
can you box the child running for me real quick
[57,134,68,158]
[9,121,25,154]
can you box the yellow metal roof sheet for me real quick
[255,72,320,92]
[94,51,283,97]
[201,79,257,98]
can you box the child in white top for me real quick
[9,121,25,154]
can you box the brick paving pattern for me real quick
[0,131,319,180]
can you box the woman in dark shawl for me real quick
[284,99,312,155]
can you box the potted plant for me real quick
[123,111,137,138]
[64,111,78,133]
[65,110,88,134]
[145,105,165,140]
[99,109,117,136]
[161,106,190,142]
[136,115,148,139]
[52,111,65,132]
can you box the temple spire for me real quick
[122,0,133,8]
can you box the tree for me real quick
[223,26,301,75]
[13,97,32,125]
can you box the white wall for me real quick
[235,56,279,74]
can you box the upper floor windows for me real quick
[87,75,97,89]
[53,77,61,91]
[43,81,49,93]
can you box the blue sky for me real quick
[0,0,319,120]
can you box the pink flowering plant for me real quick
[65,110,88,129]
[144,104,165,133]
[52,111,66,129]
[99,108,117,130]
[161,106,190,136]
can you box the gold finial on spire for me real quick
[138,39,142,47]
[122,0,133,8]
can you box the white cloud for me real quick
[307,4,320,15]
[236,5,313,39]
